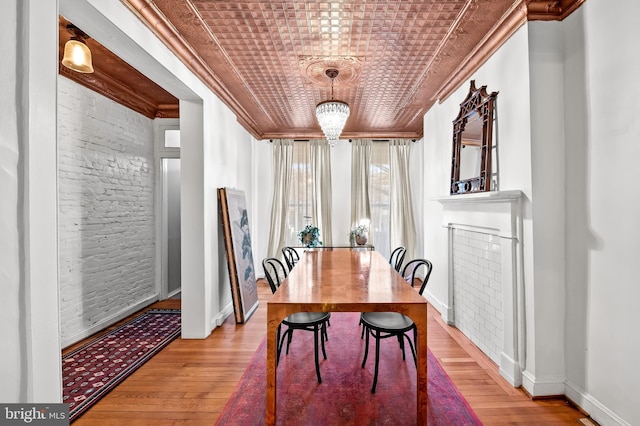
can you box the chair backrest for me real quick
[262,257,289,294]
[401,259,433,295]
[281,246,300,271]
[389,246,407,272]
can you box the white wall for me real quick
[1,0,61,402]
[562,2,640,425]
[527,20,568,394]
[208,98,256,324]
[424,2,640,424]
[58,77,157,346]
[0,0,24,402]
[422,26,534,340]
[411,139,425,259]
[330,140,353,244]
[422,12,577,397]
[252,139,274,269]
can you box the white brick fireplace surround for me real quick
[436,190,524,387]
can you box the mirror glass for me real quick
[450,81,498,195]
[459,111,482,181]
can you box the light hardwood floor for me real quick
[66,280,590,425]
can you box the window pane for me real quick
[370,142,390,259]
[164,129,180,148]
[285,142,312,246]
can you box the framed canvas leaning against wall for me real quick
[217,187,259,323]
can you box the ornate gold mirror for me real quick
[450,81,498,195]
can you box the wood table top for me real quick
[268,250,427,311]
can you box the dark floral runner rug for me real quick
[62,309,181,422]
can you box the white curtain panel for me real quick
[350,139,372,241]
[310,139,333,245]
[266,139,293,257]
[389,139,417,261]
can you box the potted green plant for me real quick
[349,224,369,246]
[298,224,322,248]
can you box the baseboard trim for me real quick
[521,370,566,397]
[565,381,631,426]
[424,290,452,324]
[214,302,234,327]
[61,294,159,348]
[499,351,522,387]
[167,288,181,299]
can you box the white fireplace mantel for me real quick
[434,189,524,205]
[434,190,524,238]
[434,189,525,387]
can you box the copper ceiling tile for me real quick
[111,0,584,139]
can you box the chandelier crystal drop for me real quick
[316,100,350,146]
[315,68,349,146]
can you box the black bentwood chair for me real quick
[262,257,331,384]
[360,258,433,393]
[389,246,407,272]
[359,246,408,338]
[281,246,300,272]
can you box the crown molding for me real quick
[59,64,179,119]
[121,0,263,138]
[434,0,585,103]
[527,0,586,21]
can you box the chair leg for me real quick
[397,334,406,360]
[286,329,294,355]
[361,327,370,368]
[276,325,282,366]
[320,323,328,360]
[407,339,417,367]
[408,328,418,366]
[278,328,294,365]
[371,329,381,393]
[313,325,322,384]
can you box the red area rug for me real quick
[216,312,481,425]
[62,309,181,422]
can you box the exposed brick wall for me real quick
[58,76,156,345]
[452,228,503,364]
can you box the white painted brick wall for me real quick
[57,76,156,344]
[452,228,503,364]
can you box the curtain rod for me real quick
[269,138,417,143]
[348,139,417,143]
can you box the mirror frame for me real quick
[450,80,498,195]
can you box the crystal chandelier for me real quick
[315,68,350,147]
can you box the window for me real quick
[369,142,390,259]
[282,140,390,252]
[285,142,312,246]
[164,129,181,148]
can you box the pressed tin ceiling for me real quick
[76,0,582,139]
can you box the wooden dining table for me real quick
[266,249,428,425]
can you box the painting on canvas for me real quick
[217,188,259,323]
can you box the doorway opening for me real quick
[157,123,181,300]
